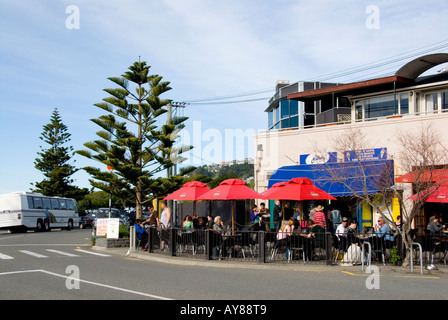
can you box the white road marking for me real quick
[74,249,110,257]
[0,252,14,260]
[19,250,48,258]
[0,269,172,300]
[46,249,80,257]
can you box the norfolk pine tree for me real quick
[33,108,88,200]
[76,60,194,219]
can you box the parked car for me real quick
[79,214,94,229]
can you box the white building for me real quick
[254,53,448,232]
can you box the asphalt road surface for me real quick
[1,228,447,305]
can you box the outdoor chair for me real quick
[333,234,347,263]
[270,237,289,261]
[369,236,386,265]
[288,234,305,262]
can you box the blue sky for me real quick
[1,0,448,194]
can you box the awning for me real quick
[395,169,448,183]
[268,159,394,197]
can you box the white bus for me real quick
[0,192,79,233]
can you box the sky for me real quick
[1,0,448,194]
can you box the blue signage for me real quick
[344,148,387,162]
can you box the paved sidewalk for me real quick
[92,245,448,276]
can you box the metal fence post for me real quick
[325,233,333,265]
[205,229,212,261]
[169,228,176,256]
[130,226,135,251]
[258,231,265,264]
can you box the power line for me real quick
[174,39,448,106]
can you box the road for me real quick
[1,228,447,304]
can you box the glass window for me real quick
[442,91,448,110]
[42,198,51,210]
[356,100,363,120]
[400,93,409,114]
[67,199,75,210]
[275,106,280,124]
[280,100,290,119]
[27,196,34,209]
[33,197,43,209]
[51,198,60,210]
[365,95,395,119]
[59,199,67,210]
[426,93,438,113]
[281,118,290,129]
[290,100,298,116]
[290,116,299,128]
[268,110,273,128]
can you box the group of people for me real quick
[134,201,172,251]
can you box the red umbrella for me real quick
[164,181,211,218]
[261,181,287,198]
[164,181,211,201]
[198,179,266,233]
[408,185,448,203]
[264,177,337,201]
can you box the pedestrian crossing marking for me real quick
[19,250,48,258]
[45,249,80,257]
[0,252,14,260]
[74,249,110,257]
[0,248,111,259]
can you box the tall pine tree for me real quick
[33,108,88,200]
[76,60,194,219]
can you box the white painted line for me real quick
[0,269,172,300]
[19,250,48,258]
[46,249,80,257]
[0,252,14,260]
[74,249,110,257]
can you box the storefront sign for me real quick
[300,152,337,165]
[344,148,387,162]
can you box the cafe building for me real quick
[254,53,448,232]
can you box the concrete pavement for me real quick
[92,245,448,276]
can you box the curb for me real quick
[92,246,447,275]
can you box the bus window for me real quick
[51,198,60,210]
[27,196,34,209]
[42,198,51,210]
[59,199,67,210]
[33,197,43,209]
[67,199,75,210]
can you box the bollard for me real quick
[258,231,265,264]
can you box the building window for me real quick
[268,110,273,128]
[356,100,363,120]
[399,93,409,114]
[365,95,396,119]
[280,100,290,119]
[442,91,448,110]
[426,93,439,113]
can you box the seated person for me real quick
[346,219,359,246]
[375,217,394,248]
[134,219,148,249]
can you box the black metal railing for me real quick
[136,227,448,267]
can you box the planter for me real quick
[94,237,130,248]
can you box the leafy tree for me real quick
[33,108,88,200]
[76,60,194,219]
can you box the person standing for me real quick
[159,201,171,251]
[313,205,327,229]
[273,200,282,231]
